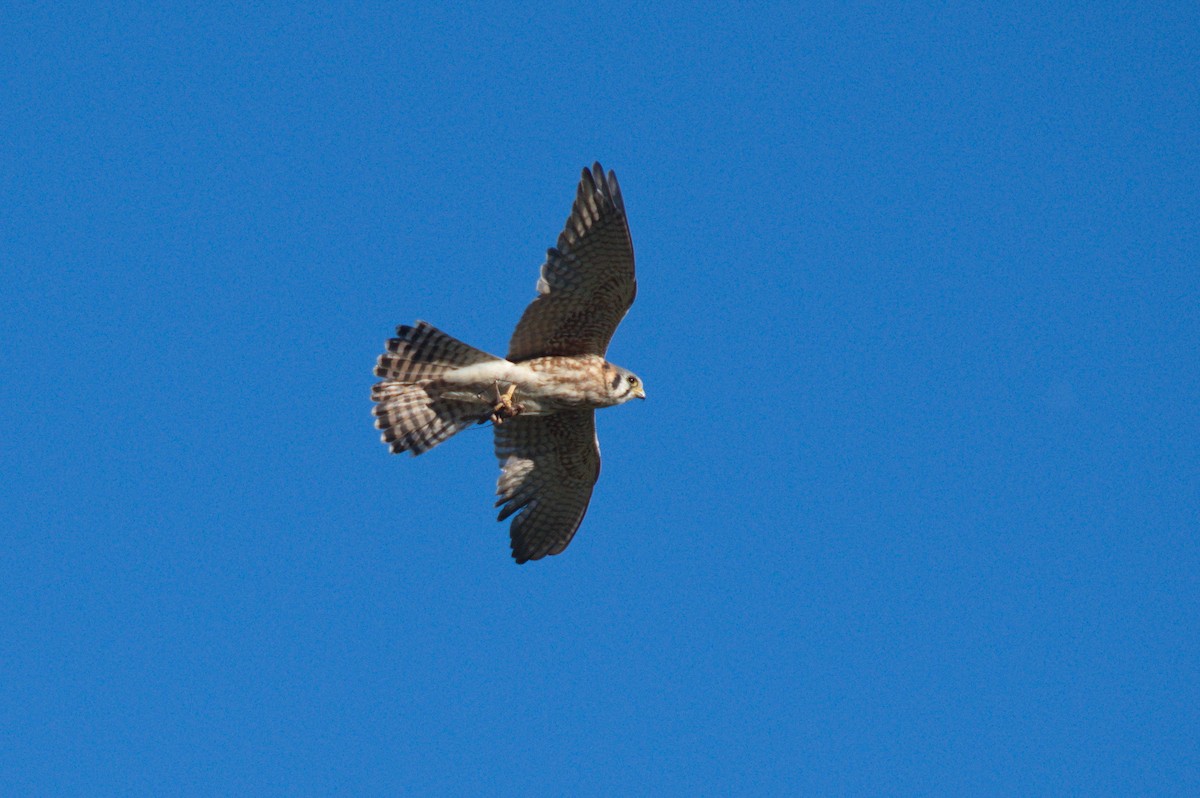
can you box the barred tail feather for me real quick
[372,322,499,455]
[374,321,498,381]
[372,382,486,455]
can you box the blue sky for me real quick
[3,3,1197,795]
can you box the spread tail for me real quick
[372,321,499,455]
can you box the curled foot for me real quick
[490,381,524,425]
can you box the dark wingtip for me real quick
[579,164,597,194]
[510,530,532,565]
[585,162,621,210]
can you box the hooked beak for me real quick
[633,385,646,400]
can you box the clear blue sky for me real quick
[3,4,1197,795]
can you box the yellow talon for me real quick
[491,381,521,424]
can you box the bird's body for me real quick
[438,356,641,414]
[372,163,642,563]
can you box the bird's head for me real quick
[605,364,646,404]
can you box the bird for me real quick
[371,163,643,563]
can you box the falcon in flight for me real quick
[372,163,643,563]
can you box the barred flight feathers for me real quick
[494,410,601,563]
[506,163,636,361]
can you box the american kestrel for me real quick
[372,163,642,563]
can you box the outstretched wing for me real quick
[507,163,636,361]
[494,410,601,563]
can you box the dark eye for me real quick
[627,376,638,386]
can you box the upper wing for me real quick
[493,410,601,563]
[507,163,636,361]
